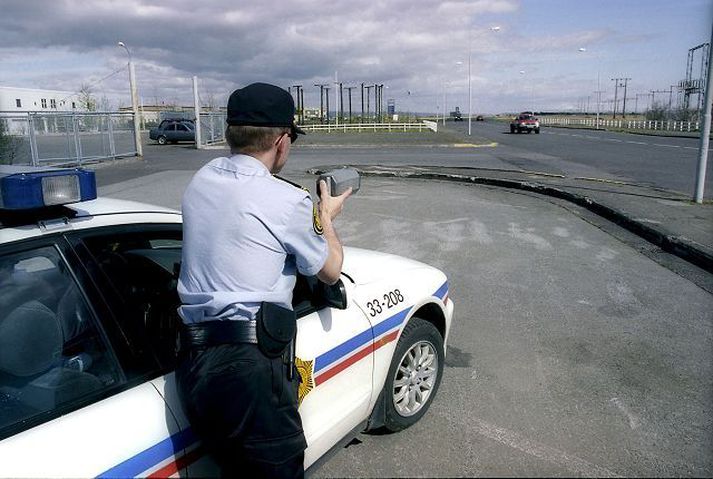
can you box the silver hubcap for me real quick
[392,340,438,417]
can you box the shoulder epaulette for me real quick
[273,175,309,193]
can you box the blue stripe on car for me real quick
[96,428,197,478]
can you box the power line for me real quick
[57,65,128,105]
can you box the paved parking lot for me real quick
[100,170,713,477]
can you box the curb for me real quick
[311,167,713,274]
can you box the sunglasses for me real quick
[282,127,298,144]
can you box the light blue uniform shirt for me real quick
[178,154,328,323]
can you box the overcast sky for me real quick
[0,0,711,114]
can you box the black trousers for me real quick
[176,343,306,478]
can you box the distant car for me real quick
[0,166,454,477]
[149,119,195,145]
[475,115,485,121]
[510,113,540,134]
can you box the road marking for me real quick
[683,146,697,150]
[625,141,647,145]
[654,143,681,148]
[467,417,621,478]
[585,135,599,139]
[608,139,623,142]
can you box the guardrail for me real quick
[299,121,438,133]
[0,111,138,166]
[539,117,701,132]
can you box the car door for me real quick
[291,275,374,468]
[176,123,193,142]
[164,123,178,141]
[0,238,182,478]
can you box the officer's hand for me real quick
[318,180,352,222]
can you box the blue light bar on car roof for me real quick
[0,166,97,210]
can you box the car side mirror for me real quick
[318,279,348,310]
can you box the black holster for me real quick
[255,302,296,358]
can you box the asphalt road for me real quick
[446,120,712,197]
[98,165,713,477]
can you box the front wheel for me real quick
[535,128,540,134]
[382,317,444,432]
[510,126,516,133]
[157,135,167,145]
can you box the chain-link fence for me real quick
[198,111,226,146]
[0,111,138,166]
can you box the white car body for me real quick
[0,197,453,478]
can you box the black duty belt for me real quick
[181,320,258,350]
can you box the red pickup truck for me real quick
[510,112,540,134]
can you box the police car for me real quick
[0,166,454,477]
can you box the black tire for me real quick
[382,317,444,432]
[535,128,540,134]
[157,135,167,145]
[510,126,516,133]
[527,129,532,134]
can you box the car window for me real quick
[82,231,183,370]
[0,246,124,436]
[177,124,188,131]
[167,124,177,131]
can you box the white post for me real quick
[193,76,202,149]
[119,42,142,157]
[694,22,713,203]
[128,61,142,157]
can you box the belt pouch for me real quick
[256,302,296,358]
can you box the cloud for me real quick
[0,0,706,113]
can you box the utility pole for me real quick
[621,78,631,118]
[300,88,304,123]
[611,78,623,118]
[338,82,344,122]
[345,86,356,122]
[360,83,365,122]
[365,85,374,121]
[374,84,384,123]
[192,76,202,149]
[334,71,339,127]
[373,84,379,122]
[314,83,328,123]
[324,87,330,123]
[292,85,303,123]
[373,85,378,122]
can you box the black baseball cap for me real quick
[226,83,305,140]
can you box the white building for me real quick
[0,86,80,113]
[0,86,84,134]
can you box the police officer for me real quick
[176,82,351,478]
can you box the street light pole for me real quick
[693,21,713,203]
[468,26,500,135]
[118,41,142,157]
[579,47,602,129]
